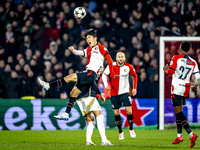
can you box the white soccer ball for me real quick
[74,7,86,19]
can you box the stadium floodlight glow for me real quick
[159,36,200,130]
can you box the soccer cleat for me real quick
[119,132,124,140]
[190,133,198,148]
[86,141,95,146]
[37,78,50,91]
[54,113,69,121]
[172,136,184,144]
[101,140,114,146]
[129,130,136,138]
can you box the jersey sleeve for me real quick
[165,55,178,75]
[83,47,91,57]
[169,56,178,71]
[193,61,199,74]
[82,48,87,57]
[127,63,137,89]
[127,63,136,76]
[99,45,109,57]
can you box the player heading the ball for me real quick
[38,29,115,121]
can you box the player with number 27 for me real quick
[163,41,200,148]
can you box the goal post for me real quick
[159,36,200,130]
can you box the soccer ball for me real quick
[74,7,86,19]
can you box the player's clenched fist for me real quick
[68,46,74,52]
[132,89,137,96]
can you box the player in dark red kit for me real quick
[163,41,199,148]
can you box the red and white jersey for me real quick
[103,62,137,96]
[83,43,108,74]
[168,54,199,97]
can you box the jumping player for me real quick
[102,52,137,140]
[38,29,115,121]
[163,41,199,148]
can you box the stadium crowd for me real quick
[0,0,200,99]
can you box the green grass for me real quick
[0,129,199,150]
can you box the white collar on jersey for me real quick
[91,43,98,48]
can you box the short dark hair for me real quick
[181,41,191,52]
[83,29,97,38]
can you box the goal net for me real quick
[159,37,200,130]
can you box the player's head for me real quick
[83,29,97,47]
[180,41,191,52]
[116,52,126,66]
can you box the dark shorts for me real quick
[111,93,131,109]
[76,70,97,89]
[171,94,186,107]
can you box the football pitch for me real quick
[0,129,199,150]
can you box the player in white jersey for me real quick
[163,41,199,148]
[37,29,115,121]
[102,52,138,140]
[76,76,113,146]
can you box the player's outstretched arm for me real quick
[68,46,84,56]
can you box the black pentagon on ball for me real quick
[79,7,82,10]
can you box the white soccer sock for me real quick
[189,132,193,138]
[96,114,107,142]
[177,133,182,137]
[86,121,94,142]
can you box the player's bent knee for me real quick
[174,105,183,114]
[126,110,132,115]
[114,109,120,116]
[70,87,81,97]
[64,73,77,83]
[92,110,101,117]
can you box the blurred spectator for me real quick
[148,73,159,98]
[62,33,73,48]
[49,41,63,60]
[136,72,149,98]
[5,24,14,44]
[0,78,7,98]
[142,52,150,70]
[186,24,198,36]
[4,37,16,59]
[24,48,32,64]
[6,70,19,98]
[43,48,52,62]
[32,23,46,52]
[132,56,141,74]
[146,58,158,78]
[19,35,36,56]
[0,60,5,74]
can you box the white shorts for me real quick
[76,97,101,116]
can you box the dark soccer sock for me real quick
[178,112,192,134]
[65,97,76,114]
[175,113,182,134]
[127,114,133,130]
[50,78,67,88]
[115,115,122,133]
